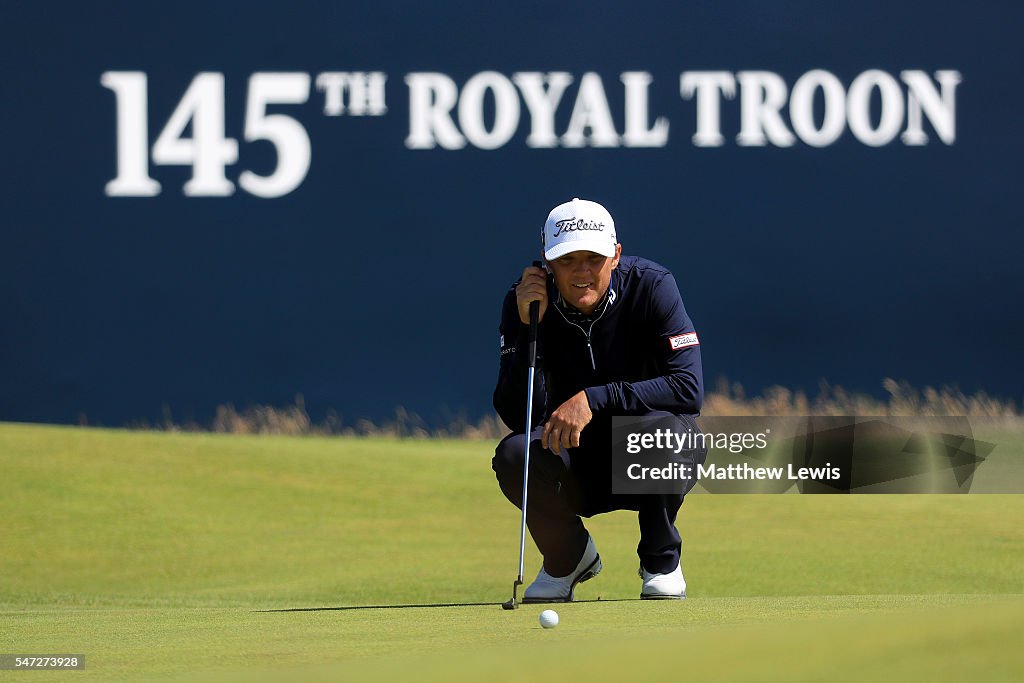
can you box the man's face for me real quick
[546,245,621,315]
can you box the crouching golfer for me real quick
[492,198,706,603]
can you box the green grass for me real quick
[1,422,1022,681]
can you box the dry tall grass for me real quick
[142,379,1018,439]
[703,378,1019,418]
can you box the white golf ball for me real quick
[539,609,559,629]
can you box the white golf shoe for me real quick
[639,561,686,600]
[523,534,602,603]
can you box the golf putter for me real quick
[502,261,543,611]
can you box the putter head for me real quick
[501,579,522,610]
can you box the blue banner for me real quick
[2,1,1021,426]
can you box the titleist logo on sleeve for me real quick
[669,332,699,350]
[553,218,605,237]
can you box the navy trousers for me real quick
[492,411,704,577]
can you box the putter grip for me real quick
[527,302,539,367]
[527,260,542,368]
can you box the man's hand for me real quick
[541,391,593,452]
[515,264,549,325]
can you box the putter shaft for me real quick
[506,287,541,610]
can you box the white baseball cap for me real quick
[542,198,617,261]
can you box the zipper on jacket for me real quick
[553,301,608,372]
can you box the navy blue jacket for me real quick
[493,255,703,433]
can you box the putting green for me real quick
[1,423,1022,681]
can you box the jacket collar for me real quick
[553,270,618,324]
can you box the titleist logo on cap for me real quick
[553,218,606,237]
